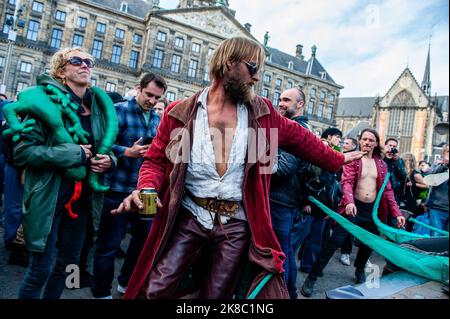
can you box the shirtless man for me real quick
[346,132,379,215]
[301,128,405,297]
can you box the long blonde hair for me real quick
[209,37,265,82]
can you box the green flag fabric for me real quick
[308,172,449,283]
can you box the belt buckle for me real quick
[219,201,239,217]
[206,199,220,213]
[203,198,238,217]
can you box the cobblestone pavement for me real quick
[0,224,126,299]
[0,224,446,300]
[0,223,385,299]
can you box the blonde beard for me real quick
[224,76,255,104]
[247,86,256,103]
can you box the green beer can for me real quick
[139,188,157,220]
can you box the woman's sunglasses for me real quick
[62,56,95,68]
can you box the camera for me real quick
[391,148,398,154]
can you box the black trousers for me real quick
[309,200,379,279]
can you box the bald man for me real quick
[269,87,311,299]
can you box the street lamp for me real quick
[0,0,24,95]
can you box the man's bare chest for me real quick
[360,158,377,179]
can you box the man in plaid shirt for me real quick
[91,73,167,299]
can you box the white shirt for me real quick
[181,87,248,229]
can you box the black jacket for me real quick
[304,161,341,216]
[269,116,310,209]
[384,157,407,202]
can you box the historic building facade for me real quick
[373,67,448,161]
[335,47,448,161]
[0,0,342,133]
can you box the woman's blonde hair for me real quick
[209,37,265,82]
[50,47,94,83]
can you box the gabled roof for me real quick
[267,47,308,73]
[344,121,372,139]
[307,56,336,84]
[88,0,153,19]
[336,97,377,117]
[153,6,253,39]
[383,67,423,99]
[266,47,337,85]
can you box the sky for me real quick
[159,0,449,97]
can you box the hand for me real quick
[396,216,406,228]
[80,144,92,160]
[124,137,150,158]
[90,154,112,173]
[343,151,365,164]
[345,203,357,217]
[435,157,448,165]
[302,205,312,214]
[111,190,162,214]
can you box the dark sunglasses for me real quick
[243,61,259,76]
[62,56,95,68]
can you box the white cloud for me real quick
[236,0,448,96]
[160,0,449,96]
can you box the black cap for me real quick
[321,127,342,139]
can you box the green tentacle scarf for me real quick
[1,83,118,192]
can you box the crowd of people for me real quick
[0,37,448,299]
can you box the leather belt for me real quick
[187,192,240,218]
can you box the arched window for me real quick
[391,90,415,107]
[345,123,354,133]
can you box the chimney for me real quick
[295,44,304,60]
[244,23,252,33]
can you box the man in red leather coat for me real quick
[112,37,363,299]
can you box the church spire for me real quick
[421,42,431,96]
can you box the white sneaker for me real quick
[117,284,127,294]
[339,254,351,266]
[366,259,373,268]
